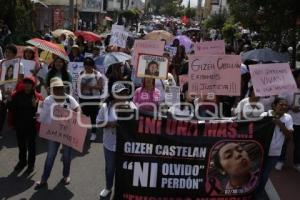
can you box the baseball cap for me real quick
[113,83,128,94]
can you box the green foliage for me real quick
[185,7,197,19]
[222,17,237,43]
[227,0,298,44]
[0,0,34,32]
[203,13,227,30]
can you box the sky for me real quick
[182,0,198,7]
[141,0,198,8]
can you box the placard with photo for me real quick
[137,54,168,80]
[0,58,20,84]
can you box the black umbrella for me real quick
[241,48,289,63]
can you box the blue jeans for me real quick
[104,147,116,190]
[279,140,287,162]
[41,141,73,182]
[257,156,280,193]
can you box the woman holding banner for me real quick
[35,77,79,189]
[96,82,136,198]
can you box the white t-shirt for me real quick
[96,101,136,152]
[260,110,294,156]
[78,70,103,97]
[155,73,176,102]
[168,105,193,118]
[235,98,265,119]
[38,95,79,124]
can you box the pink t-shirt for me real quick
[133,87,161,112]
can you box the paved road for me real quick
[0,125,274,200]
[0,127,106,200]
[270,140,300,200]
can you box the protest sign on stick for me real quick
[137,54,168,80]
[110,29,129,48]
[249,63,297,96]
[39,106,89,152]
[131,40,165,67]
[194,40,225,55]
[188,55,241,96]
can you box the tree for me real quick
[227,0,299,67]
[0,0,34,32]
[203,12,227,30]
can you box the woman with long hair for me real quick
[171,45,188,83]
[45,57,72,92]
[97,82,136,198]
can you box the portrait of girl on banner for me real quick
[206,141,263,196]
[137,54,168,80]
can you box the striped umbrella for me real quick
[26,38,69,62]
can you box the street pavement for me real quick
[0,126,106,200]
[269,140,300,200]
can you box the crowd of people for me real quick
[0,18,299,199]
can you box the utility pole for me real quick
[69,0,74,29]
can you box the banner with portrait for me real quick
[114,114,275,199]
[137,54,168,80]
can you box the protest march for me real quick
[0,1,300,199]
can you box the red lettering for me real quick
[227,122,237,138]
[145,117,157,134]
[216,123,227,137]
[204,123,218,137]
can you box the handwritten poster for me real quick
[110,30,129,48]
[194,40,225,56]
[39,106,89,152]
[131,40,165,67]
[249,63,297,96]
[188,55,241,96]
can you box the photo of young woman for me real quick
[206,141,262,195]
[145,61,160,77]
[5,65,14,81]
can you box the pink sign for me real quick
[131,40,165,67]
[16,45,39,61]
[188,55,241,96]
[194,40,225,56]
[249,63,297,96]
[179,75,188,90]
[39,106,90,152]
